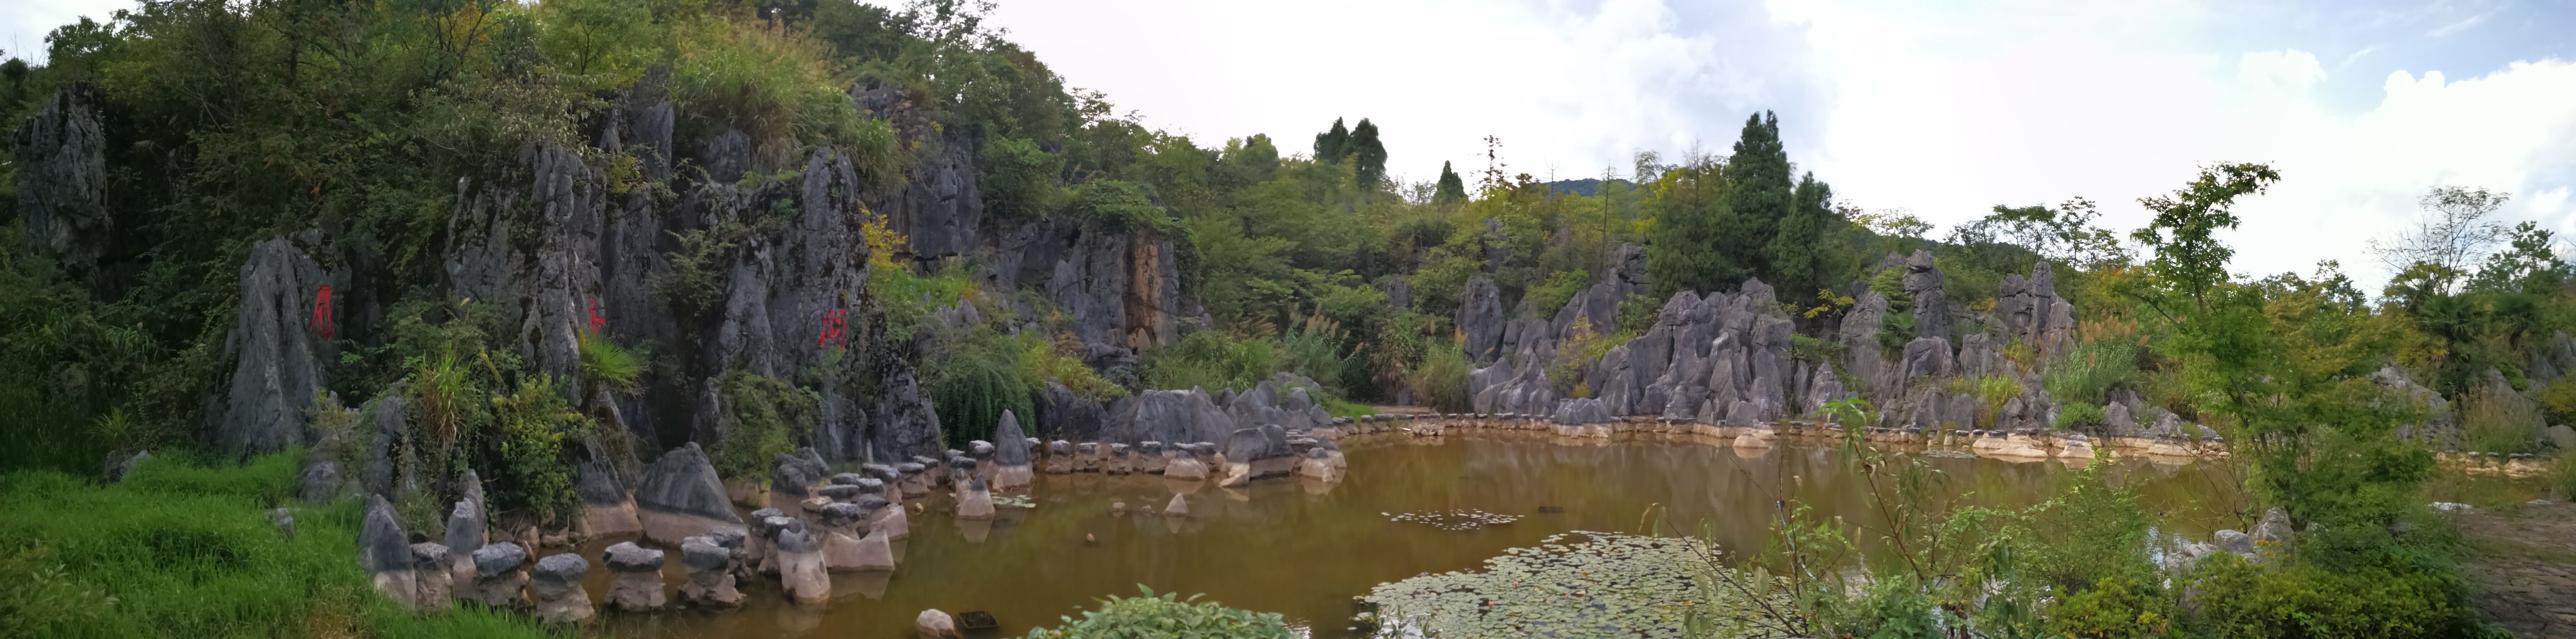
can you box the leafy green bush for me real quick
[650,221,752,318]
[713,372,819,483]
[489,376,584,524]
[1025,586,1292,638]
[2056,401,2106,430]
[1790,333,1843,366]
[1521,269,1589,316]
[0,454,550,639]
[1870,265,1911,311]
[2184,554,2496,639]
[983,137,1065,218]
[1878,311,1918,351]
[1065,180,1176,233]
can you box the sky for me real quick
[9,0,2575,290]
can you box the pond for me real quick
[583,433,2238,638]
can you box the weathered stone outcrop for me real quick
[992,411,1033,491]
[213,235,339,454]
[634,443,744,545]
[1460,276,1506,364]
[13,86,109,272]
[1901,250,1951,343]
[1996,261,2075,356]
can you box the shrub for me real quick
[1870,265,1910,311]
[2044,572,2176,639]
[1521,269,1589,316]
[1065,180,1176,233]
[1879,311,1918,351]
[650,221,752,318]
[713,372,819,482]
[1025,586,1292,638]
[1790,333,1843,366]
[2056,401,2106,430]
[485,376,586,524]
[982,137,1064,218]
[1617,292,1664,334]
[2183,554,2494,639]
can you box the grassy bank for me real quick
[0,450,554,639]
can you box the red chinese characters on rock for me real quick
[818,309,849,346]
[587,298,607,333]
[312,285,335,339]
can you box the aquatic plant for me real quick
[1382,509,1521,531]
[1025,585,1291,639]
[1359,532,1739,638]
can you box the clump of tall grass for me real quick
[2042,336,2139,406]
[0,451,551,638]
[2459,388,2545,454]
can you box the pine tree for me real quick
[1349,118,1388,188]
[1770,171,1833,300]
[1717,111,1792,286]
[1314,117,1350,163]
[1434,161,1468,207]
[1646,158,1733,298]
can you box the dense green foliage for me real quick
[0,452,554,639]
[1025,586,1293,639]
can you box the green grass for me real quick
[0,450,556,639]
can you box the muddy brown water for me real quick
[580,434,2237,638]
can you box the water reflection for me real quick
[587,434,2232,638]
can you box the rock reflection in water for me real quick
[590,434,2230,638]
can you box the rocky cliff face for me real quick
[202,77,1200,466]
[1458,251,2100,436]
[12,87,109,273]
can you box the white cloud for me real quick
[1794,0,2576,290]
[972,0,1815,185]
[0,0,133,63]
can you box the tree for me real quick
[1433,161,1467,207]
[1313,117,1350,163]
[2469,221,2569,295]
[2129,162,2282,313]
[1216,134,1279,189]
[1769,171,1832,301]
[1717,111,1792,286]
[1348,118,1387,189]
[2370,186,2512,296]
[1645,154,1732,297]
[1854,209,1933,240]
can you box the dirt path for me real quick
[2459,500,2576,638]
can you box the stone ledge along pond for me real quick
[583,432,2237,638]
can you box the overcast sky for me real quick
[11,0,2575,289]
